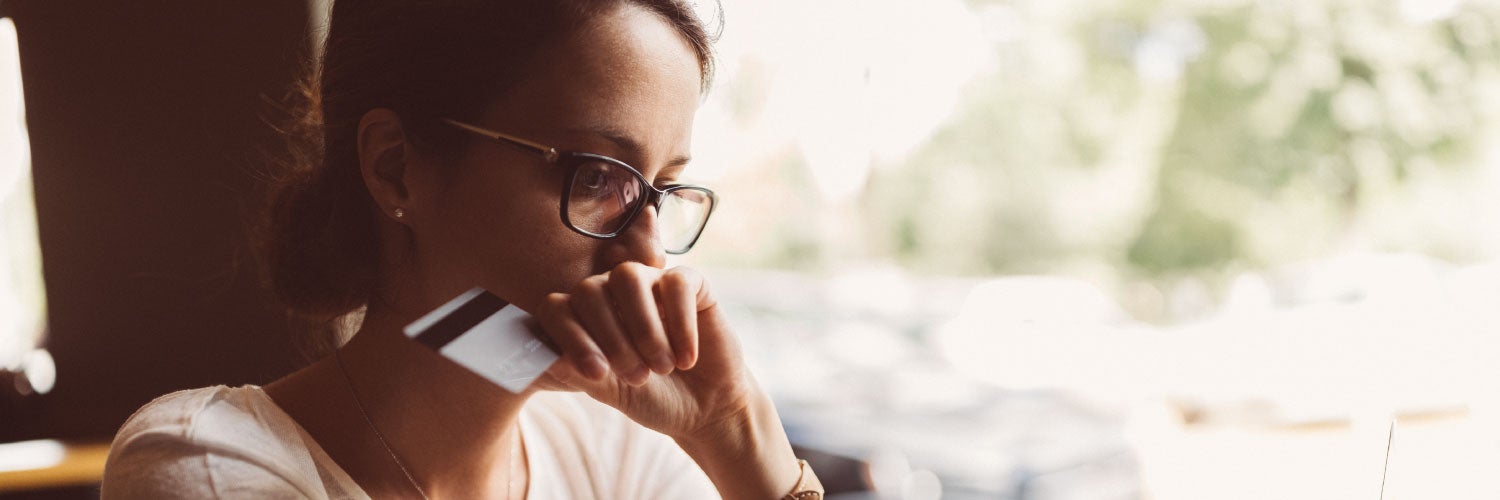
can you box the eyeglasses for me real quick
[444,118,718,254]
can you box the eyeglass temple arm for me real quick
[443,118,561,163]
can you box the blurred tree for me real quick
[856,0,1500,293]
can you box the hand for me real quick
[526,262,759,441]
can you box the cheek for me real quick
[428,171,600,308]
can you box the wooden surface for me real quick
[0,441,110,493]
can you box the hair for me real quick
[258,0,719,361]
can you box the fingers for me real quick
[656,267,700,370]
[571,275,651,386]
[535,264,707,387]
[538,293,610,382]
[608,263,675,375]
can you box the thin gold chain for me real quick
[334,349,430,500]
[334,348,524,499]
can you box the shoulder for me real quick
[109,386,258,441]
[107,385,290,461]
[101,385,333,499]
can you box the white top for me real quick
[100,385,719,499]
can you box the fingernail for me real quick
[581,354,608,380]
[650,352,674,374]
[676,351,694,370]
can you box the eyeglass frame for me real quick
[442,118,719,254]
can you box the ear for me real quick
[357,108,413,221]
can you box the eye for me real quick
[580,168,609,190]
[571,161,628,201]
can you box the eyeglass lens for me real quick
[565,158,713,252]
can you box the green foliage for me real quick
[859,0,1500,284]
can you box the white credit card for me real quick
[402,288,560,393]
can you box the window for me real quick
[0,17,52,396]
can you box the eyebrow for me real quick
[566,125,692,170]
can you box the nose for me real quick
[600,204,666,269]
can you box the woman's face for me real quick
[405,4,703,313]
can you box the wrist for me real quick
[675,391,802,500]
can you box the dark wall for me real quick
[1,1,311,442]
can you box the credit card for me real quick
[402,287,560,393]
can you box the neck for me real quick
[338,301,534,498]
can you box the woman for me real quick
[100,1,824,498]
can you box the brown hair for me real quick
[258,0,717,361]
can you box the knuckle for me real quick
[587,272,611,285]
[614,261,661,285]
[573,275,607,295]
[609,263,645,288]
[613,261,643,275]
[660,269,690,294]
[605,262,633,282]
[542,293,570,313]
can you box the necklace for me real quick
[334,349,525,499]
[334,349,429,499]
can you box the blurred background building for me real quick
[4,0,1500,498]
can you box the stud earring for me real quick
[394,208,406,219]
